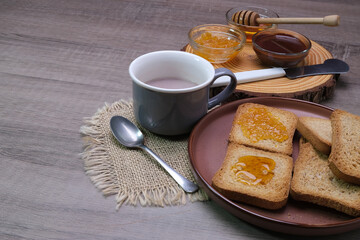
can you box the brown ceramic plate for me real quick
[188,97,360,236]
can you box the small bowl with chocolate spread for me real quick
[252,29,311,67]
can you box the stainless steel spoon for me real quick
[110,116,199,193]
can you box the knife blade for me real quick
[212,59,349,88]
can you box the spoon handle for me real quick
[141,145,199,193]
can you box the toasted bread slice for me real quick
[212,143,293,210]
[296,116,332,155]
[229,103,298,155]
[290,138,360,216]
[328,109,360,185]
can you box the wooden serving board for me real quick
[184,41,335,103]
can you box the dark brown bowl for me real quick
[252,29,311,67]
[188,97,360,236]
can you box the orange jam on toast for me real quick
[237,107,288,143]
[231,156,276,185]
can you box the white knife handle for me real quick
[211,68,286,88]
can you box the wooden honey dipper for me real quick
[232,10,339,26]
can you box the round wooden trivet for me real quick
[184,41,335,103]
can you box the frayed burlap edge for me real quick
[80,100,208,209]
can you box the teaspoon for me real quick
[110,116,199,193]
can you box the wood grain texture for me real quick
[185,41,335,102]
[0,0,360,239]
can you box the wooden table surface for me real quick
[1,0,359,239]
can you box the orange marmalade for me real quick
[231,156,276,185]
[237,107,288,143]
[195,32,240,48]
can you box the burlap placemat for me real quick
[80,100,208,209]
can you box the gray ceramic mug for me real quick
[129,50,237,135]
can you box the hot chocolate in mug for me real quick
[129,50,237,135]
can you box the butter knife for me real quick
[212,59,349,88]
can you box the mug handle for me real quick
[208,68,237,109]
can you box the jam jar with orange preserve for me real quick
[188,24,246,64]
[252,29,311,67]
